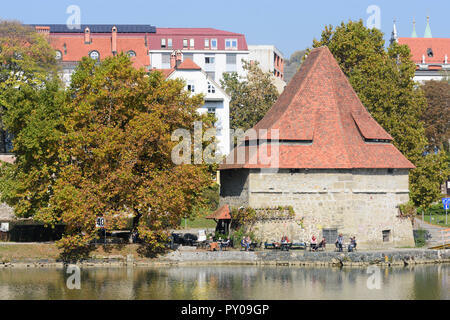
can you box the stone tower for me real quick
[219,46,415,248]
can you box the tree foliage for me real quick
[0,21,63,218]
[421,80,450,152]
[220,60,279,132]
[0,23,216,257]
[48,55,215,254]
[311,20,449,208]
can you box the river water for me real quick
[0,264,448,300]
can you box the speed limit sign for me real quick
[95,217,105,228]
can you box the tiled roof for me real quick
[156,28,243,36]
[151,68,175,78]
[398,38,450,66]
[176,58,201,70]
[206,205,231,220]
[30,24,156,33]
[220,46,415,170]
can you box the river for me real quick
[0,264,448,300]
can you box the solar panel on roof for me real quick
[29,24,156,33]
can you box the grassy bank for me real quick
[0,243,147,263]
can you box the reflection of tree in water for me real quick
[0,265,448,299]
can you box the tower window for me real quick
[427,48,433,57]
[89,50,100,60]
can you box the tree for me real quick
[46,55,215,256]
[0,21,63,218]
[311,20,449,209]
[220,60,279,132]
[283,50,306,84]
[421,80,450,152]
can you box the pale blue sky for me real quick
[1,0,448,58]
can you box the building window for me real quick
[211,38,217,49]
[322,229,338,245]
[190,38,195,48]
[183,53,194,61]
[89,50,100,61]
[205,56,215,64]
[55,50,62,60]
[127,50,136,58]
[161,38,166,48]
[226,53,236,65]
[208,82,215,93]
[187,84,195,93]
[161,53,170,68]
[204,39,209,48]
[382,230,391,242]
[206,71,215,80]
[207,107,216,114]
[225,39,237,50]
[167,38,172,48]
[183,39,188,48]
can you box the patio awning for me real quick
[206,204,231,220]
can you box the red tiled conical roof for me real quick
[220,46,415,170]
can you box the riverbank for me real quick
[1,243,449,268]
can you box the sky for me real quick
[1,0,448,58]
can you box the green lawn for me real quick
[180,216,217,229]
[418,213,450,228]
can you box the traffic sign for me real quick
[443,198,450,210]
[95,217,105,228]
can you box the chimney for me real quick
[176,50,182,67]
[111,26,117,55]
[84,27,91,44]
[35,26,50,38]
[170,51,176,68]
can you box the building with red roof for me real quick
[219,46,415,248]
[149,27,249,83]
[394,18,450,82]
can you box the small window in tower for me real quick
[382,230,391,242]
[183,39,188,48]
[190,38,195,48]
[161,38,166,48]
[55,50,62,60]
[127,50,136,58]
[167,38,172,48]
[427,48,433,57]
[204,39,209,48]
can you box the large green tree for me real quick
[47,55,215,255]
[311,20,449,208]
[220,60,279,133]
[0,21,63,218]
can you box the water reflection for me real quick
[0,265,448,300]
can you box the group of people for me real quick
[240,236,252,251]
[309,234,357,252]
[335,234,357,252]
[310,235,326,251]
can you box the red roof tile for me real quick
[206,205,231,220]
[176,58,201,70]
[220,46,415,170]
[150,68,175,78]
[398,38,450,66]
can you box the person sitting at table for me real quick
[310,235,318,251]
[241,236,250,251]
[318,237,326,249]
[335,234,344,252]
[281,235,289,244]
[220,238,231,250]
[348,236,356,252]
